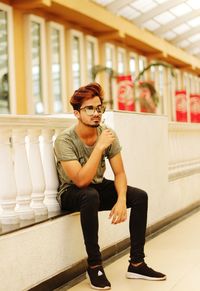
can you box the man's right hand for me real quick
[96,129,115,151]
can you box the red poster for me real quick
[190,94,200,123]
[117,75,135,111]
[175,90,187,122]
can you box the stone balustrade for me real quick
[0,113,200,226]
[0,112,200,291]
[168,122,200,181]
[0,114,76,225]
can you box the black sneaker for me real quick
[126,262,166,281]
[87,265,111,290]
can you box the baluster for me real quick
[28,129,48,216]
[12,129,35,220]
[0,128,19,224]
[41,128,60,213]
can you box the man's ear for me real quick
[74,110,80,119]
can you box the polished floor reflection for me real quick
[58,208,200,291]
[0,210,69,236]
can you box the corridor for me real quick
[58,208,200,291]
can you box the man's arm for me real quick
[61,129,115,188]
[108,152,128,224]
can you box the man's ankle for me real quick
[89,264,102,269]
[131,262,143,267]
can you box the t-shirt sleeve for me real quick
[54,135,78,162]
[105,128,122,159]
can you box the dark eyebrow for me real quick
[85,105,94,108]
[85,104,102,108]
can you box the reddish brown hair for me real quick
[70,82,104,110]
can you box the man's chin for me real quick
[81,121,100,128]
[89,120,101,127]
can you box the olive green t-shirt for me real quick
[54,124,121,201]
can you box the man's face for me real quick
[76,96,105,128]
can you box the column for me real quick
[41,128,60,212]
[0,129,19,224]
[28,129,48,216]
[12,129,35,220]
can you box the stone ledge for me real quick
[0,210,71,236]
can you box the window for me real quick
[188,75,193,94]
[194,76,199,93]
[68,30,85,92]
[117,48,126,75]
[32,21,43,113]
[0,3,15,114]
[129,54,136,80]
[105,43,115,69]
[150,64,156,81]
[197,78,200,93]
[0,10,9,113]
[190,75,195,93]
[48,22,66,113]
[183,73,188,90]
[158,65,164,96]
[72,36,81,90]
[138,56,145,81]
[105,43,116,108]
[25,15,47,114]
[86,36,99,83]
[158,65,164,114]
[174,69,181,91]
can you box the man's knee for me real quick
[127,186,148,206]
[81,187,100,207]
[139,189,148,203]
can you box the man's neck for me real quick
[75,122,97,140]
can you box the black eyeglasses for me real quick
[79,105,106,116]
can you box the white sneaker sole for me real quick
[90,284,111,290]
[86,272,111,290]
[126,272,167,281]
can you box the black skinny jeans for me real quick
[61,178,148,266]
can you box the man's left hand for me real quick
[109,200,127,224]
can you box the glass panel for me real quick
[139,57,145,80]
[150,64,156,81]
[31,21,43,114]
[189,75,193,92]
[0,10,9,113]
[129,56,136,80]
[158,65,164,114]
[198,79,200,92]
[105,45,113,68]
[105,44,114,108]
[188,76,192,92]
[118,50,125,75]
[72,36,81,90]
[87,40,95,83]
[158,66,163,96]
[183,74,187,90]
[175,71,179,90]
[51,27,62,113]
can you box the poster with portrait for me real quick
[175,90,187,122]
[117,75,135,111]
[138,81,158,113]
[190,94,200,123]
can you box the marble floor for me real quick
[57,208,200,291]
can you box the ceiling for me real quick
[92,0,200,59]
